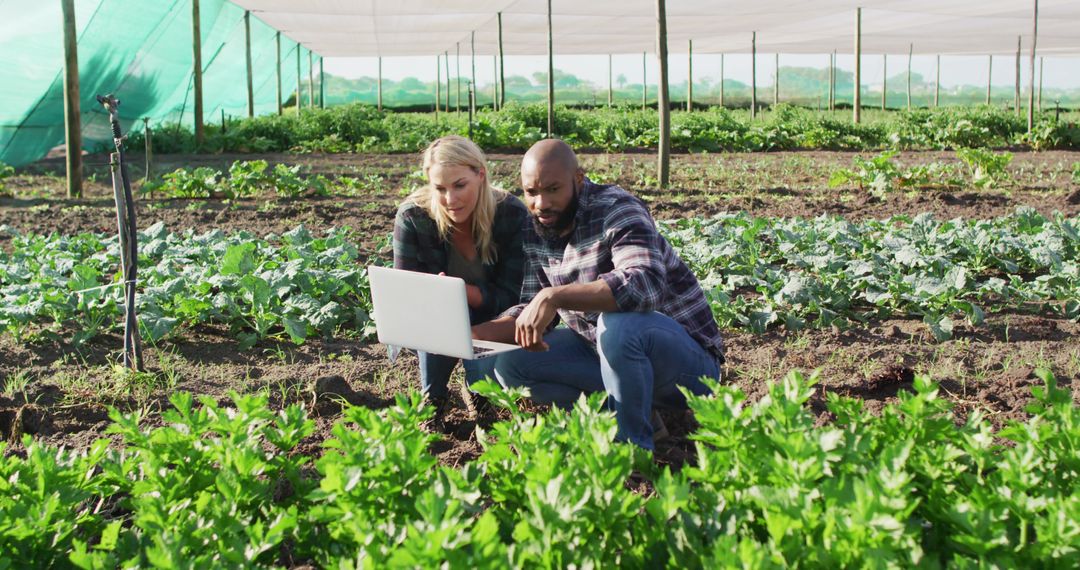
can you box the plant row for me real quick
[142,160,395,200]
[0,223,380,347]
[662,208,1079,339]
[1,209,1076,345]
[123,103,1080,156]
[2,371,1077,568]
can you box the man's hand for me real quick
[515,288,558,351]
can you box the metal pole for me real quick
[471,30,476,111]
[1038,56,1044,111]
[319,56,324,109]
[308,51,314,109]
[907,44,912,111]
[987,55,993,105]
[719,53,725,108]
[498,12,505,107]
[193,0,204,145]
[831,49,837,110]
[751,32,757,119]
[1027,0,1038,131]
[142,118,152,186]
[854,7,861,123]
[656,0,670,188]
[687,40,693,111]
[1014,36,1021,114]
[773,52,779,107]
[295,43,301,113]
[608,54,613,107]
[61,0,82,199]
[244,11,253,118]
[642,51,647,109]
[882,53,887,110]
[546,0,554,136]
[275,32,282,115]
[935,55,941,107]
[377,56,382,111]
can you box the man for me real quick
[472,139,725,450]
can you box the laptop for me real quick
[367,266,520,360]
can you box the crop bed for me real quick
[1,149,1079,566]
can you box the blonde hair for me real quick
[406,135,507,265]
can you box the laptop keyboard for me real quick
[473,346,495,356]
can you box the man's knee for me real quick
[597,312,649,358]
[492,350,531,389]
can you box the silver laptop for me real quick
[367,266,520,360]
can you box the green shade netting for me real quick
[0,0,317,166]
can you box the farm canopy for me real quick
[2,0,1079,166]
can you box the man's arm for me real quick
[472,316,516,344]
[510,280,618,349]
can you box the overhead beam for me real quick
[61,0,82,198]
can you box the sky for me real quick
[325,53,1080,90]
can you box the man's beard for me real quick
[532,182,581,241]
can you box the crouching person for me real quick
[471,139,725,450]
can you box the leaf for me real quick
[282,317,308,344]
[221,242,257,276]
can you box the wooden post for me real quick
[308,51,315,109]
[319,56,325,109]
[295,44,301,113]
[456,43,461,114]
[436,55,441,119]
[656,0,670,188]
[498,12,506,107]
[935,55,940,107]
[1028,0,1038,131]
[244,11,253,118]
[853,7,861,123]
[687,40,693,111]
[1014,35,1021,114]
[377,56,382,111]
[608,54,613,107]
[882,53,887,110]
[751,32,757,119]
[987,55,993,105]
[642,51,647,109]
[546,0,554,136]
[193,0,204,145]
[907,44,913,111]
[493,55,498,110]
[61,0,82,198]
[275,32,282,115]
[773,52,779,107]
[444,51,450,112]
[719,53,725,108]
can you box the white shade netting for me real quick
[234,0,1080,57]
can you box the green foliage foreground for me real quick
[1,372,1077,568]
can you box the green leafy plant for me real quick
[0,162,14,197]
[956,147,1013,188]
[226,159,272,198]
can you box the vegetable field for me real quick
[2,145,1079,566]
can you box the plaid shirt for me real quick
[393,194,529,323]
[503,180,725,362]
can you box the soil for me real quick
[2,150,1079,468]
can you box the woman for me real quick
[392,135,528,417]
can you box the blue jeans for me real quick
[493,311,720,450]
[418,351,497,399]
